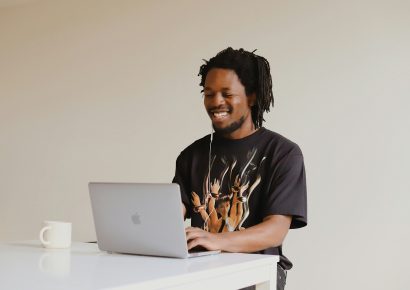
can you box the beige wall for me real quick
[1,1,409,289]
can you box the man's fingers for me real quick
[187,238,201,250]
[185,228,205,241]
[187,237,212,250]
[184,227,221,251]
[185,227,212,250]
[185,227,204,234]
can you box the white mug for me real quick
[39,221,72,249]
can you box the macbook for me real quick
[89,182,220,258]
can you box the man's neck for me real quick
[221,122,258,140]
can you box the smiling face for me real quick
[203,68,256,139]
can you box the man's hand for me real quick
[185,227,225,251]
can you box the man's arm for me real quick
[185,214,291,252]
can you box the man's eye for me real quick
[204,94,213,98]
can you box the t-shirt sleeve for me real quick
[172,152,192,219]
[262,145,307,229]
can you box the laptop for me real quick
[89,182,220,258]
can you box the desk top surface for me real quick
[0,241,278,290]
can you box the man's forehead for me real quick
[204,68,242,90]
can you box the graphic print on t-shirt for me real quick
[190,147,266,233]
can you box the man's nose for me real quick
[208,92,225,106]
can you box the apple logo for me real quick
[131,212,141,225]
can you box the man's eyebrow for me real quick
[204,87,232,91]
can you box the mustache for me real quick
[207,105,233,113]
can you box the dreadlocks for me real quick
[198,47,274,129]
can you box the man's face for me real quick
[203,68,255,138]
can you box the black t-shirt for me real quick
[172,127,307,269]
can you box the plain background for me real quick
[1,0,409,289]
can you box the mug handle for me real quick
[39,226,52,246]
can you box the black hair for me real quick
[215,195,231,208]
[198,47,274,128]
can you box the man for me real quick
[173,47,307,290]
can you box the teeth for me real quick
[213,112,228,118]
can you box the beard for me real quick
[213,115,246,136]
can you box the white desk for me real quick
[0,241,279,290]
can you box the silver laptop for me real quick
[89,182,220,258]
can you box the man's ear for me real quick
[247,93,256,107]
